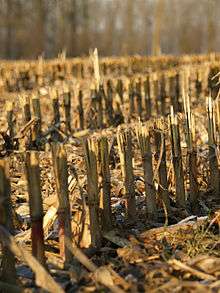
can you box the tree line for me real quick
[0,0,218,59]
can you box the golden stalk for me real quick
[136,122,157,220]
[31,94,42,145]
[63,87,71,134]
[117,128,136,221]
[154,119,170,213]
[78,89,84,130]
[0,158,17,285]
[83,138,102,248]
[182,85,198,210]
[169,106,186,207]
[207,96,219,199]
[98,136,113,231]
[25,151,46,266]
[52,143,72,263]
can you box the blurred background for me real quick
[0,0,219,59]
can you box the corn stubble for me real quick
[0,54,220,292]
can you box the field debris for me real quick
[0,55,220,292]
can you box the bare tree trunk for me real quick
[34,0,45,56]
[152,0,164,56]
[124,0,134,55]
[5,0,13,58]
[207,0,216,53]
[69,0,78,56]
[81,0,90,54]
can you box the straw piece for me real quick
[136,122,157,220]
[83,138,102,248]
[117,128,136,221]
[25,151,46,266]
[0,159,16,285]
[52,143,72,263]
